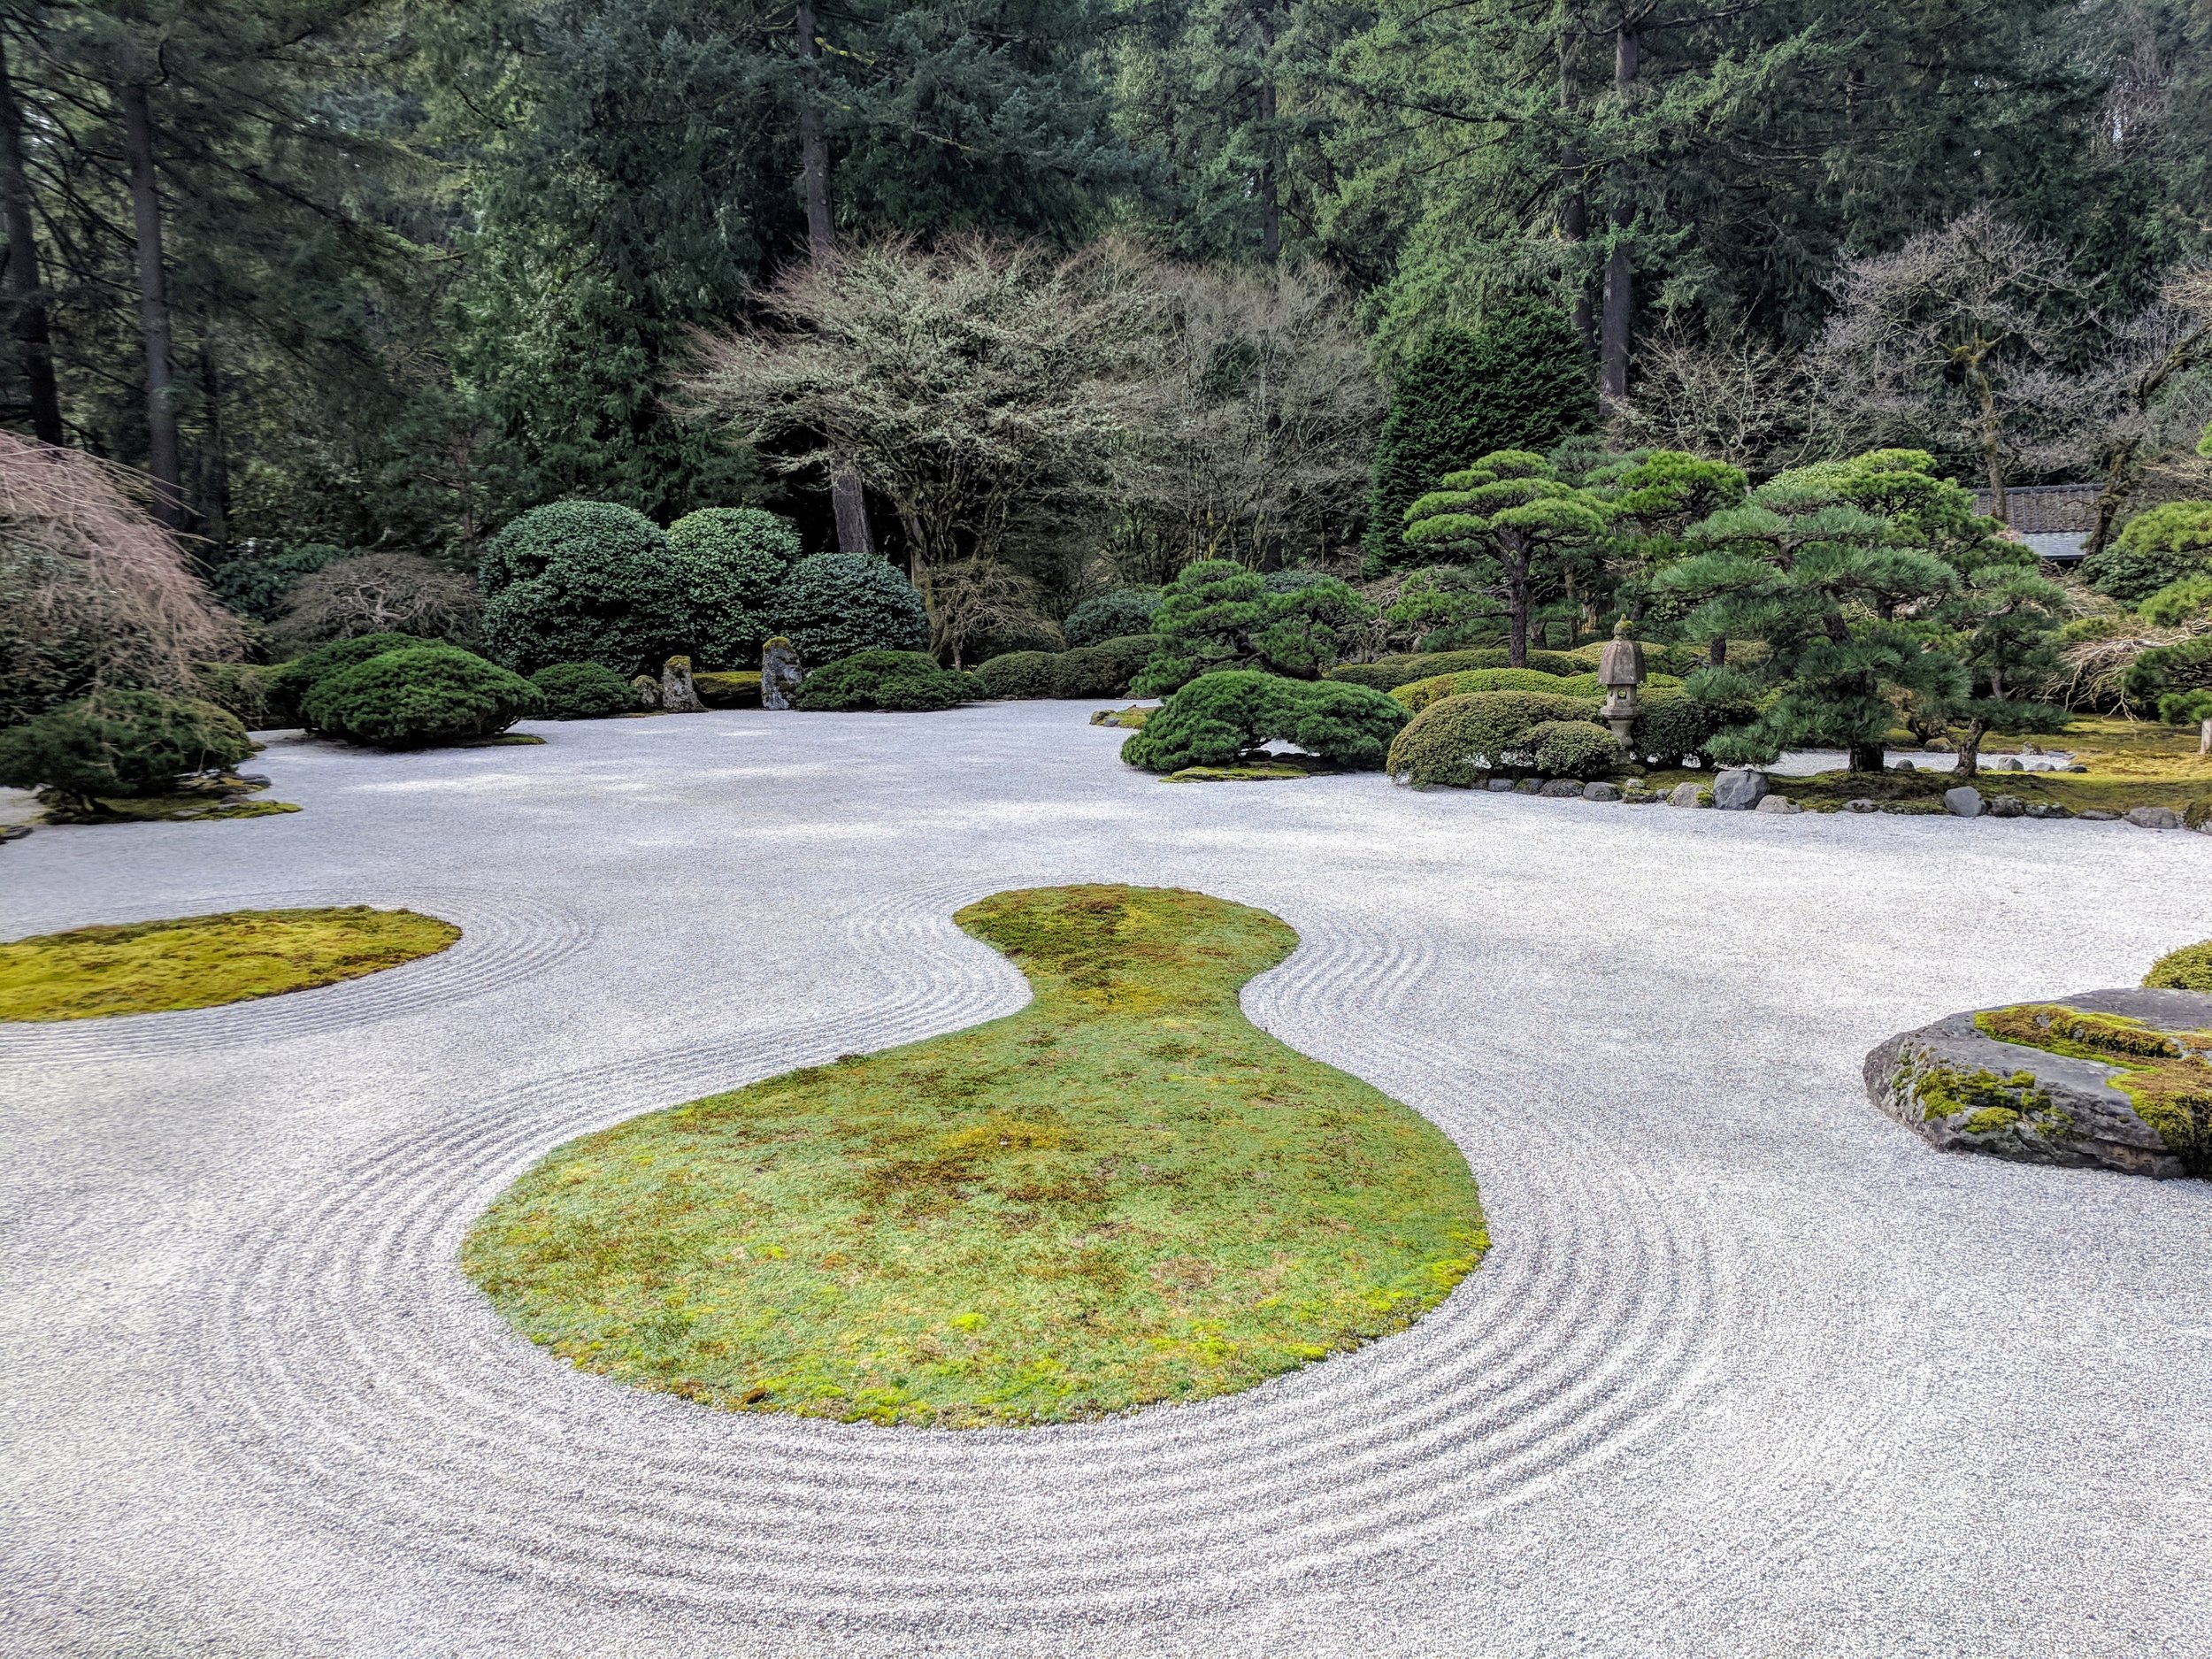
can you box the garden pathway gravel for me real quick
[3,702,2208,1658]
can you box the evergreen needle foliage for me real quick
[462,885,1486,1428]
[0,906,460,1022]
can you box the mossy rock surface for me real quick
[463,884,1486,1427]
[1864,987,2212,1179]
[0,905,461,1021]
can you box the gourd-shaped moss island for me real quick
[464,885,1486,1428]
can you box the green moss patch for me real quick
[1165,762,1317,782]
[463,884,1486,1428]
[1978,1004,2212,1177]
[0,905,462,1021]
[2145,941,2212,994]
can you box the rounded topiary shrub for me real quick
[0,689,256,810]
[1121,672,1406,773]
[529,661,637,719]
[792,649,979,712]
[1630,689,1753,767]
[1517,719,1620,780]
[265,631,436,723]
[2145,940,2212,993]
[1051,634,1163,699]
[1386,690,1600,787]
[479,501,679,676]
[1064,588,1163,647]
[976,650,1061,700]
[1392,666,1570,712]
[303,645,541,746]
[768,554,929,667]
[665,507,803,668]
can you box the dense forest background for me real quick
[1,0,2207,580]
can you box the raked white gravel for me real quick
[3,701,2208,1658]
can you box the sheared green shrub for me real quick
[769,554,930,667]
[1064,588,1162,645]
[1131,559,1373,695]
[1121,671,1406,773]
[665,507,803,667]
[0,689,256,810]
[791,649,979,712]
[1629,688,1755,767]
[1327,648,1583,691]
[1392,667,1571,711]
[2145,940,2212,993]
[528,661,636,719]
[976,650,1060,699]
[1051,634,1161,698]
[480,501,679,675]
[191,661,278,727]
[1546,670,1684,697]
[265,631,436,723]
[1517,720,1619,780]
[1386,690,1599,786]
[2122,636,2212,720]
[303,645,541,745]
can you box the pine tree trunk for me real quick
[1708,636,1726,667]
[1847,740,1885,774]
[0,36,62,446]
[1954,718,1986,778]
[1600,19,1638,401]
[120,81,181,527]
[796,1,873,556]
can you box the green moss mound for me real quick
[463,885,1486,1428]
[0,905,460,1021]
[2146,941,2212,994]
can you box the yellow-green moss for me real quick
[1977,1003,2212,1177]
[1165,763,1314,782]
[0,905,461,1021]
[462,884,1486,1429]
[2145,940,2212,994]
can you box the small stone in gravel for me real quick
[1754,795,1801,814]
[1486,779,1516,792]
[1922,740,1950,752]
[2078,809,2118,820]
[1539,778,1582,798]
[1583,781,1622,802]
[1892,759,1916,772]
[1944,786,1985,818]
[1987,795,2026,818]
[2067,764,2088,773]
[1668,782,1705,808]
[1713,769,1769,810]
[234,773,271,786]
[1516,777,1543,795]
[2024,803,2070,819]
[1846,798,1877,813]
[2125,805,2183,829]
[0,824,30,841]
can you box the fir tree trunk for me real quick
[120,80,182,527]
[1600,19,1638,401]
[0,36,62,446]
[1847,740,1885,774]
[1256,3,1279,264]
[797,1,873,556]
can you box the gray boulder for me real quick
[1892,758,1916,772]
[2024,802,2071,820]
[1987,795,2026,818]
[1538,778,1582,798]
[1668,781,1706,808]
[1582,780,1622,802]
[2126,805,2184,830]
[1486,778,1516,792]
[660,655,705,714]
[1754,795,1801,814]
[1943,785,1985,818]
[629,673,660,710]
[761,638,803,711]
[1712,769,1770,810]
[1863,987,2209,1179]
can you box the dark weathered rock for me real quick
[1713,769,1770,810]
[1846,798,1877,813]
[660,655,705,714]
[1986,795,2026,818]
[1863,987,2210,1179]
[1582,780,1622,802]
[1514,777,1543,795]
[630,674,660,710]
[2126,805,2183,830]
[762,637,803,711]
[0,824,31,842]
[1943,786,1984,818]
[2024,802,2070,819]
[1485,778,1516,793]
[1538,778,1581,798]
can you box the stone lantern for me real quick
[1597,620,1645,752]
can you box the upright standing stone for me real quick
[661,655,705,713]
[630,673,660,710]
[762,636,803,711]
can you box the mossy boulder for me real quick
[1864,987,2212,1179]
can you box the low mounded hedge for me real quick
[1121,671,1407,773]
[1063,588,1161,646]
[1391,667,1579,711]
[1327,648,1586,691]
[0,689,257,807]
[1386,691,1602,786]
[265,632,436,723]
[1631,688,1754,768]
[791,649,980,712]
[977,634,1164,701]
[529,661,636,719]
[1517,720,1620,780]
[303,645,541,746]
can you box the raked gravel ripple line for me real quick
[195,881,1773,1622]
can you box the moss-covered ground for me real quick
[463,884,1486,1428]
[0,904,461,1021]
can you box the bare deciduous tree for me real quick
[1810,211,2089,519]
[271,551,481,652]
[2083,264,2212,554]
[0,430,237,726]
[1608,330,1820,476]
